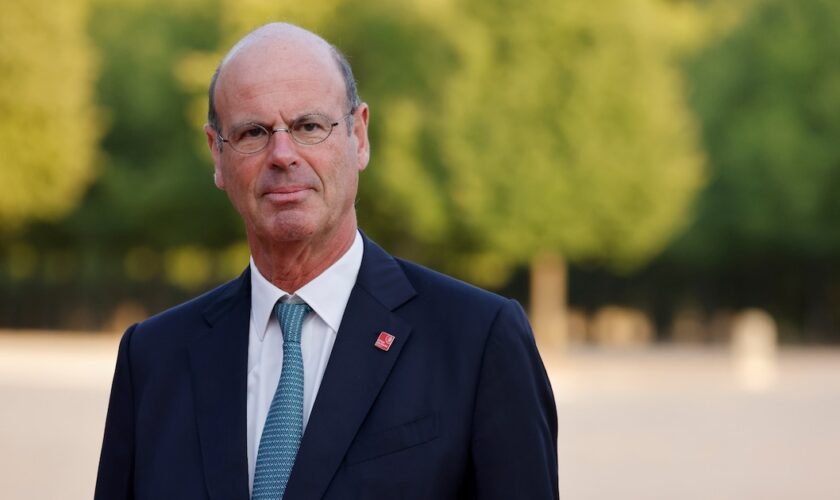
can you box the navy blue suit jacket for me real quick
[95,237,558,499]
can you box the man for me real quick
[96,22,558,500]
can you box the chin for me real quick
[258,215,319,243]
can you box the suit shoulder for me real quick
[394,257,509,310]
[148,274,245,326]
[392,258,537,355]
[129,272,248,344]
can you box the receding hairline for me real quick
[207,22,361,135]
[220,23,332,73]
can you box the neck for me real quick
[249,221,357,293]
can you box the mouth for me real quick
[262,185,313,204]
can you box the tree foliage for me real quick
[75,0,235,249]
[438,0,704,283]
[674,0,840,265]
[0,0,99,228]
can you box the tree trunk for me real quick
[529,252,568,352]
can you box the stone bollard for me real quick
[670,305,706,343]
[107,301,149,334]
[590,306,654,347]
[731,308,778,391]
[566,308,589,345]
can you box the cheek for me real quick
[330,148,362,194]
[220,163,258,204]
[334,165,360,206]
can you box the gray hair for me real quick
[207,31,360,137]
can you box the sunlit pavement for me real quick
[0,332,119,500]
[548,346,840,500]
[2,333,839,499]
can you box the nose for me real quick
[266,128,300,168]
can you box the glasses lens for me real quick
[290,114,333,145]
[229,123,270,153]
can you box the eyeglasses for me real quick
[217,112,352,154]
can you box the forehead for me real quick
[215,36,345,120]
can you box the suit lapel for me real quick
[189,271,251,500]
[284,237,417,500]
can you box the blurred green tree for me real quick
[676,0,840,264]
[34,0,242,291]
[75,0,234,250]
[436,0,705,344]
[0,0,99,229]
[4,0,241,307]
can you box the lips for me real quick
[261,185,313,203]
[265,185,309,194]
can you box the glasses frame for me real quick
[216,112,354,154]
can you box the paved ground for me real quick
[1,332,839,499]
[0,332,118,499]
[548,346,840,499]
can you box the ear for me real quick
[353,103,370,172]
[204,123,225,190]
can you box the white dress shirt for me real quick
[246,231,363,492]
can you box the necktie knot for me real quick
[274,302,311,344]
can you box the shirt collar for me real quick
[250,230,364,340]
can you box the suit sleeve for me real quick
[471,299,559,499]
[95,324,137,500]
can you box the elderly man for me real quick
[96,23,558,500]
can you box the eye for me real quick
[292,115,329,133]
[232,124,269,142]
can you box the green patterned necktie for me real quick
[252,301,311,499]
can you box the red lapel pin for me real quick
[374,331,395,351]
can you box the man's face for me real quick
[205,37,369,248]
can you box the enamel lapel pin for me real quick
[374,331,395,351]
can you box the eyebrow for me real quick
[229,111,329,130]
[227,119,270,132]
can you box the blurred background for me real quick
[1,0,839,498]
